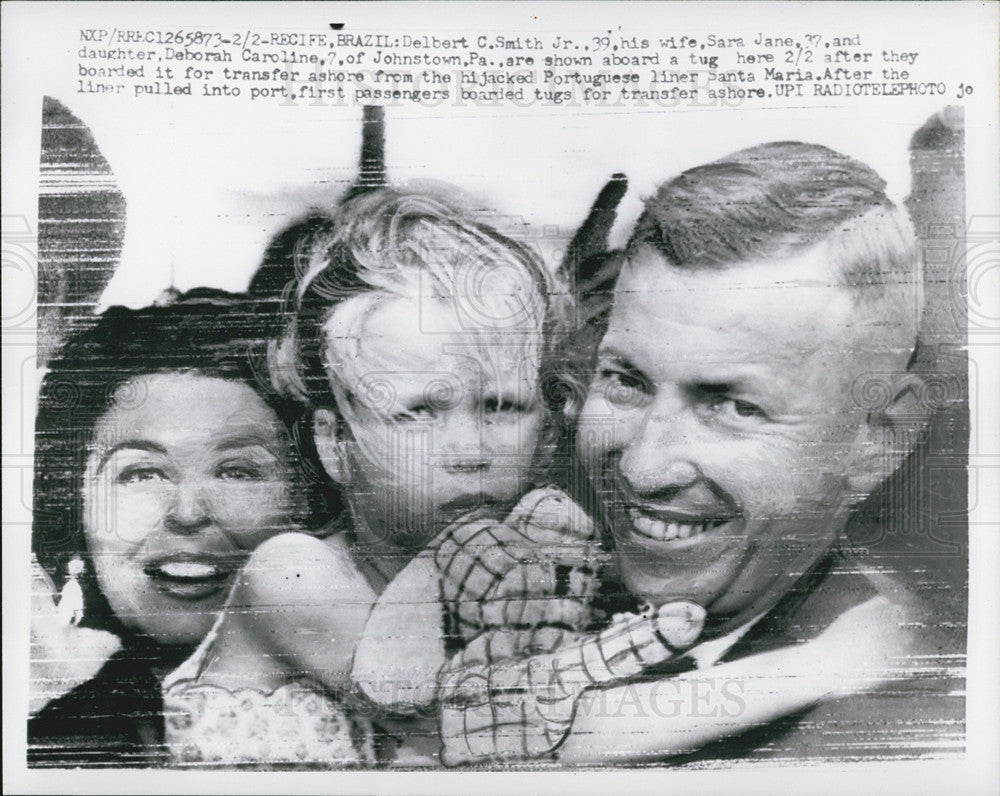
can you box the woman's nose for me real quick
[164,480,212,534]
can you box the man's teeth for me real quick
[156,561,218,579]
[628,509,725,541]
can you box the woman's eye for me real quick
[116,466,168,485]
[215,463,265,481]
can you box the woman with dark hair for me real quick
[28,288,338,767]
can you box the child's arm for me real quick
[201,532,377,695]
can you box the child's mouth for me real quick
[436,494,507,522]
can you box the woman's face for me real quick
[83,372,301,646]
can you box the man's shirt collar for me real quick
[689,612,768,669]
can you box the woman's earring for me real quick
[336,441,354,482]
[313,408,352,485]
[57,557,85,626]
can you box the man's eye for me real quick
[116,466,168,485]
[216,463,265,481]
[733,399,766,418]
[710,397,767,420]
[599,368,650,406]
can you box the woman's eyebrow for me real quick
[213,433,282,456]
[97,441,168,472]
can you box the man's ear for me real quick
[547,367,586,422]
[312,408,350,485]
[845,373,930,498]
[562,383,584,421]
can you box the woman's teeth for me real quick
[628,508,726,541]
[154,561,221,580]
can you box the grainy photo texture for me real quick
[4,3,995,790]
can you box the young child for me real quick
[161,188,586,767]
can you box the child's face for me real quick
[322,295,545,555]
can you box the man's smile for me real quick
[627,506,735,543]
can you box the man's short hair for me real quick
[628,141,922,313]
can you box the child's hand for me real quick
[355,489,606,714]
[438,601,705,766]
[434,487,609,644]
[30,556,121,715]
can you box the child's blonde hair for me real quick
[267,188,569,462]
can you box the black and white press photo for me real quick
[2,2,997,793]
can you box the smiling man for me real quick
[438,141,959,766]
[577,141,924,639]
[559,141,952,763]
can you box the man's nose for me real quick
[164,480,212,534]
[618,403,700,496]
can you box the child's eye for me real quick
[482,396,532,414]
[391,405,436,423]
[116,466,168,485]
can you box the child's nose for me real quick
[437,411,493,474]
